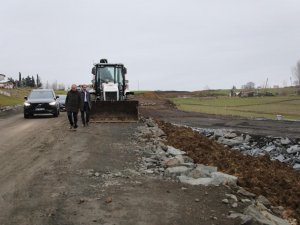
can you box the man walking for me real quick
[66,84,81,129]
[80,84,91,126]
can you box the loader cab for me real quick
[92,62,127,101]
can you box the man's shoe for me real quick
[74,124,78,129]
[69,126,73,129]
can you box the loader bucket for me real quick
[90,101,139,122]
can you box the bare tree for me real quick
[292,61,300,95]
[292,60,300,86]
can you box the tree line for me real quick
[8,72,42,88]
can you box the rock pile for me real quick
[135,118,239,187]
[192,127,300,171]
[0,105,21,113]
[135,118,295,225]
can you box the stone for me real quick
[237,187,256,198]
[244,134,252,142]
[94,172,100,177]
[222,199,229,204]
[274,154,285,162]
[280,138,291,145]
[226,194,238,202]
[218,137,243,147]
[159,143,168,151]
[144,169,154,174]
[224,132,238,138]
[188,164,218,178]
[231,203,238,208]
[162,158,182,167]
[286,145,300,154]
[257,195,272,208]
[244,204,290,225]
[105,197,112,204]
[211,172,237,186]
[293,163,300,170]
[165,166,190,177]
[264,145,276,152]
[167,146,186,156]
[195,198,200,202]
[182,156,194,163]
[241,199,252,203]
[178,175,214,186]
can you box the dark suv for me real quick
[24,89,60,118]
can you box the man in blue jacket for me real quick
[80,84,91,126]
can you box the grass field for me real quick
[0,88,32,107]
[171,96,300,120]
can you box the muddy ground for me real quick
[0,111,247,225]
[0,93,299,224]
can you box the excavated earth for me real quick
[158,121,300,222]
[137,92,300,222]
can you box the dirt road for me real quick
[137,96,300,138]
[0,112,243,225]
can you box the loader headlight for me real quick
[49,101,56,106]
[24,102,31,106]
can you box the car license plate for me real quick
[36,108,45,111]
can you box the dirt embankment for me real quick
[158,121,300,222]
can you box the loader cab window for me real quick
[97,66,123,85]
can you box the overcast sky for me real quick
[1,0,300,90]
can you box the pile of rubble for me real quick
[0,105,21,113]
[134,118,296,225]
[192,127,300,171]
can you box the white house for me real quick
[0,74,13,89]
[0,74,5,81]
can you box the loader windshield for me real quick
[97,66,123,85]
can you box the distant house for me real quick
[0,74,5,81]
[0,74,13,89]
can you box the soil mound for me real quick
[158,121,300,221]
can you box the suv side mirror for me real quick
[24,96,27,100]
[56,96,59,99]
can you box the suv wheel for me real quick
[53,110,59,117]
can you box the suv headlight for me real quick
[49,101,56,106]
[24,102,30,106]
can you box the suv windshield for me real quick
[29,91,54,99]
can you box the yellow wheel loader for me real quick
[89,59,139,122]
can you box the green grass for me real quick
[0,88,32,106]
[55,90,67,95]
[171,96,300,120]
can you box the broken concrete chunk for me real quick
[166,146,186,156]
[226,194,238,202]
[164,166,190,177]
[257,195,272,208]
[237,187,256,198]
[292,163,300,171]
[211,172,237,186]
[178,175,214,186]
[244,204,290,225]
[286,145,300,154]
[280,138,291,145]
[188,164,217,178]
[264,145,276,152]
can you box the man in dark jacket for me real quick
[65,84,81,129]
[80,84,91,126]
